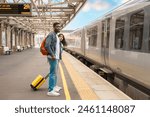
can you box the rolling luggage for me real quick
[30,73,49,91]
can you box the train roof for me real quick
[102,0,149,17]
[71,0,150,32]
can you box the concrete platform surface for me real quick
[0,48,80,100]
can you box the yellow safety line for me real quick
[62,53,99,100]
[59,63,71,100]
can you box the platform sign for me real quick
[0,3,32,16]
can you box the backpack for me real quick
[40,38,48,55]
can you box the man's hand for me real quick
[51,56,56,60]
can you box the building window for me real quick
[115,17,125,49]
[87,26,98,47]
[129,10,144,50]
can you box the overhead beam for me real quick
[0,0,87,34]
[0,0,7,3]
[32,9,74,12]
[30,0,40,17]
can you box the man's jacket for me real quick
[45,32,62,59]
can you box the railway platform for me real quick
[0,48,131,100]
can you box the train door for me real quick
[101,18,111,66]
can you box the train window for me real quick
[149,25,150,51]
[107,20,110,31]
[101,32,104,47]
[87,26,98,47]
[74,32,81,47]
[129,10,144,50]
[101,19,110,48]
[149,38,150,52]
[115,17,125,49]
[101,21,105,47]
[106,19,110,48]
[102,21,105,32]
[106,31,110,48]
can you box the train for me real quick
[65,0,150,99]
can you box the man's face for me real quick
[54,24,61,33]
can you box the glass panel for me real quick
[116,17,125,28]
[101,32,104,47]
[106,30,110,48]
[149,38,150,51]
[130,11,144,25]
[129,11,144,50]
[107,19,110,31]
[106,19,111,48]
[74,31,82,48]
[130,25,143,50]
[149,25,150,51]
[102,21,105,32]
[115,17,125,49]
[87,26,98,47]
[115,28,124,49]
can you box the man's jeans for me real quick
[48,58,59,92]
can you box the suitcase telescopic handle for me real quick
[44,73,49,80]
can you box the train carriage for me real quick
[84,21,104,65]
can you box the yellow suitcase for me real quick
[30,73,49,91]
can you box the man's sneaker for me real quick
[47,90,60,96]
[55,86,62,90]
[54,86,61,92]
[54,86,62,92]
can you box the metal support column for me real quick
[6,25,11,49]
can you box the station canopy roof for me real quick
[0,0,86,34]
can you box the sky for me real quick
[64,0,130,30]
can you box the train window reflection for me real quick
[87,26,98,47]
[74,31,81,48]
[101,32,104,47]
[106,19,110,48]
[149,25,150,52]
[149,38,150,52]
[101,21,105,48]
[129,10,144,50]
[115,17,125,49]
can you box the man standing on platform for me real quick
[45,22,62,96]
